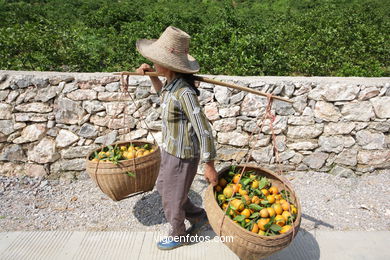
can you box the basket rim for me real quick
[85,140,159,165]
[207,164,302,240]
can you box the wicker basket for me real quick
[204,165,302,260]
[85,140,161,201]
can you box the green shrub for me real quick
[0,0,388,76]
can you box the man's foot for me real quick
[157,237,188,250]
[187,214,209,235]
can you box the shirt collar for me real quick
[162,77,181,92]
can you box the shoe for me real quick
[187,214,209,235]
[157,237,188,250]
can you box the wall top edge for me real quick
[1,70,389,85]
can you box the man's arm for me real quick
[136,63,163,93]
[179,89,218,186]
[204,160,218,186]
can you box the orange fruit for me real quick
[217,194,226,203]
[231,199,245,211]
[266,195,275,204]
[269,186,278,195]
[245,219,250,223]
[261,189,269,196]
[251,180,259,189]
[239,188,248,196]
[291,205,298,215]
[282,211,292,222]
[251,223,259,233]
[257,218,270,231]
[251,196,260,204]
[136,150,144,157]
[219,178,228,188]
[228,209,237,216]
[260,208,269,218]
[233,174,241,184]
[279,225,292,234]
[241,209,251,218]
[232,184,241,193]
[243,195,251,205]
[223,186,234,198]
[123,151,130,158]
[274,215,285,227]
[267,207,276,217]
[129,151,136,159]
[274,194,282,200]
[258,230,265,236]
[215,185,222,192]
[279,199,287,205]
[272,203,283,215]
[222,203,228,210]
[281,202,290,211]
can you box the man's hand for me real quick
[204,161,218,186]
[135,63,155,74]
[135,63,163,92]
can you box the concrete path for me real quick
[0,230,389,260]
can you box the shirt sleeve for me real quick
[179,89,217,163]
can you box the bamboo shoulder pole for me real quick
[113,71,293,103]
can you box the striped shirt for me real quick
[158,77,216,163]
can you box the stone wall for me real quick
[0,71,389,180]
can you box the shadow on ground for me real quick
[265,229,320,260]
[302,213,335,229]
[133,189,203,226]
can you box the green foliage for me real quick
[0,0,389,76]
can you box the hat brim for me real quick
[136,39,200,74]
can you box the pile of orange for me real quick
[89,143,155,164]
[215,166,298,236]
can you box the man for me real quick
[135,26,218,250]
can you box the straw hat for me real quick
[136,26,200,74]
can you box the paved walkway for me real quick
[0,229,389,260]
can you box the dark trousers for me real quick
[156,149,206,237]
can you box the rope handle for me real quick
[218,93,273,236]
[218,94,297,241]
[91,73,160,193]
[91,76,135,195]
[120,74,159,146]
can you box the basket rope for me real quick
[218,92,297,242]
[265,99,297,241]
[91,73,159,195]
[90,82,131,196]
[120,74,138,190]
[120,74,159,145]
[218,93,274,237]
